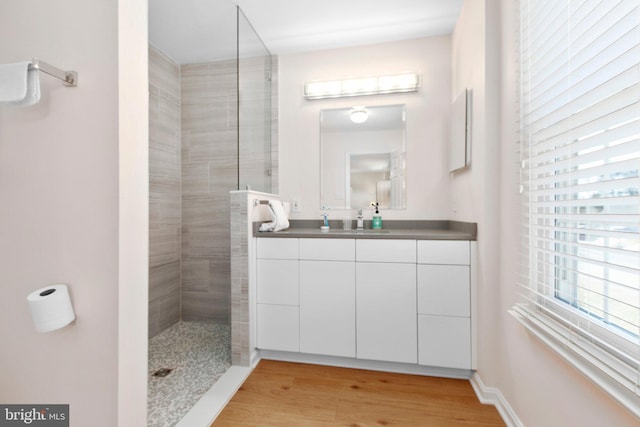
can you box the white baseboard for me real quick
[259,349,474,379]
[470,373,523,427]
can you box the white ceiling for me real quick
[149,0,464,64]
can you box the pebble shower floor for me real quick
[148,321,231,427]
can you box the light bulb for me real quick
[350,108,368,124]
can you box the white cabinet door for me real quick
[417,265,470,316]
[257,304,299,352]
[356,262,417,363]
[300,260,355,357]
[257,259,299,305]
[418,315,470,369]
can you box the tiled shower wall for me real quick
[149,47,182,337]
[180,60,238,323]
[149,47,277,336]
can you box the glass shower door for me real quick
[237,7,273,193]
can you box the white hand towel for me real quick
[269,200,290,232]
[12,67,41,107]
[259,221,275,232]
[259,200,290,232]
[281,202,291,217]
[0,62,41,107]
[0,62,30,102]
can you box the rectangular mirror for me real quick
[449,88,472,172]
[320,105,407,210]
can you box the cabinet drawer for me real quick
[257,238,298,259]
[257,304,299,352]
[417,240,469,265]
[299,238,355,261]
[418,315,470,369]
[257,259,298,305]
[417,265,470,316]
[356,239,416,263]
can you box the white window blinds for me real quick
[511,0,640,416]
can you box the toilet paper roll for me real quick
[27,284,76,333]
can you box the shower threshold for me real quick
[175,365,252,426]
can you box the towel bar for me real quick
[30,58,77,87]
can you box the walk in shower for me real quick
[148,5,274,426]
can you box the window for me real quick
[512,0,640,416]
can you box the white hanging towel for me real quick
[259,200,290,232]
[0,61,41,107]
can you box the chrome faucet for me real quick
[356,209,364,230]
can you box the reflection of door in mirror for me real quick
[348,153,390,209]
[321,105,407,210]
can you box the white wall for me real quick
[0,1,148,426]
[118,0,149,425]
[278,37,451,221]
[453,0,639,425]
[449,1,502,420]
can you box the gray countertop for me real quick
[254,220,477,241]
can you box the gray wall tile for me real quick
[149,46,181,337]
[180,58,238,323]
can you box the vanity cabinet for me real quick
[417,241,471,369]
[255,236,474,372]
[299,238,356,357]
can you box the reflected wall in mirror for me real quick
[320,105,406,210]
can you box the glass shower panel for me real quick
[237,7,272,193]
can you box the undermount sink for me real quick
[327,229,391,234]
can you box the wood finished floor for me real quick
[211,360,505,426]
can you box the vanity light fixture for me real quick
[304,72,420,100]
[350,107,368,124]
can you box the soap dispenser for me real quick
[321,212,330,232]
[371,202,382,229]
